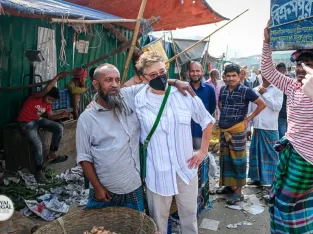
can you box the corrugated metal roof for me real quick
[0,0,124,20]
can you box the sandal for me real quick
[247,180,261,186]
[226,193,244,205]
[50,155,68,164]
[216,186,233,194]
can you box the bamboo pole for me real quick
[50,18,137,24]
[121,0,147,84]
[166,9,249,64]
[170,31,182,80]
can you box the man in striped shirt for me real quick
[263,23,313,233]
[135,52,215,234]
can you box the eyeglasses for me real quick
[144,69,166,80]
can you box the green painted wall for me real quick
[0,16,135,147]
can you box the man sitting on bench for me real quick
[18,71,72,182]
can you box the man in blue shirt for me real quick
[189,61,216,149]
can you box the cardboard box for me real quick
[270,0,313,51]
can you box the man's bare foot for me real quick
[47,151,57,161]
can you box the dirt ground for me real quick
[198,186,270,234]
[1,141,271,234]
[197,141,271,234]
[1,187,270,234]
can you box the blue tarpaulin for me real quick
[0,0,124,20]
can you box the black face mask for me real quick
[149,74,168,91]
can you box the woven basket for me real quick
[34,207,157,234]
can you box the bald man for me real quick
[188,61,216,149]
[76,63,145,211]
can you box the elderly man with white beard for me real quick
[76,63,195,211]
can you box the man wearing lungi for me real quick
[247,76,283,186]
[263,23,313,233]
[218,64,266,205]
[189,61,216,149]
[189,61,216,213]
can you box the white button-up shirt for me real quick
[248,84,283,131]
[135,86,215,196]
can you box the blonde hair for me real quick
[135,51,164,76]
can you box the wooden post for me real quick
[121,0,147,84]
[170,31,182,80]
[166,9,249,64]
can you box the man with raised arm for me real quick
[263,22,313,233]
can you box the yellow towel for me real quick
[220,121,246,142]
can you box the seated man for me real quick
[18,71,72,182]
[67,68,87,119]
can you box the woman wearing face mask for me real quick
[134,52,215,234]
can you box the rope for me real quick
[59,15,69,67]
[69,18,94,36]
[89,25,103,49]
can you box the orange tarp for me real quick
[67,0,228,31]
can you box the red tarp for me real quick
[66,0,228,30]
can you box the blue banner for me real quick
[270,0,313,51]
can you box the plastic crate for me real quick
[52,89,71,110]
